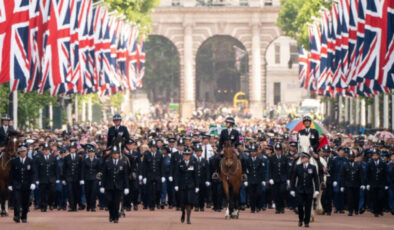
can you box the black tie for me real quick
[204,145,207,159]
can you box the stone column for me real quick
[249,19,263,118]
[361,99,366,128]
[88,97,93,123]
[82,101,86,122]
[383,94,389,129]
[338,96,343,124]
[374,95,380,128]
[355,99,360,127]
[344,97,349,123]
[74,95,78,123]
[180,21,195,119]
[49,103,53,129]
[38,108,43,129]
[349,98,353,125]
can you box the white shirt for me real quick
[303,163,309,169]
[113,159,118,165]
[202,144,214,160]
[20,157,26,164]
[3,126,8,133]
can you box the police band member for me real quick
[82,145,100,212]
[290,152,319,228]
[107,114,130,148]
[100,146,129,223]
[8,145,35,223]
[63,142,83,211]
[174,148,199,224]
[34,143,59,212]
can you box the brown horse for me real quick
[220,141,242,219]
[0,132,19,216]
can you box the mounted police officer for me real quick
[82,144,100,212]
[63,142,84,212]
[107,114,130,148]
[8,145,35,223]
[218,117,239,152]
[100,146,129,223]
[298,116,319,152]
[0,114,16,151]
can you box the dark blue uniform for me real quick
[142,151,165,210]
[63,154,83,211]
[269,154,290,213]
[246,156,264,212]
[340,161,365,215]
[34,154,59,211]
[194,157,210,211]
[82,157,100,211]
[366,159,387,216]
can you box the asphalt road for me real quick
[0,208,393,230]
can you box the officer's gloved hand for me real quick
[36,181,40,185]
[290,191,296,197]
[385,186,389,190]
[30,184,36,190]
[360,185,365,190]
[124,188,129,195]
[195,187,199,193]
[340,187,344,192]
[205,181,211,187]
[161,177,166,183]
[366,185,370,191]
[174,186,179,191]
[262,181,266,186]
[138,175,143,181]
[269,179,274,185]
[333,181,338,187]
[100,187,105,194]
[313,191,319,198]
[62,180,67,185]
[8,186,13,191]
[169,176,173,182]
[244,181,248,187]
[286,180,290,186]
[80,180,85,185]
[143,178,147,184]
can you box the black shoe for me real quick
[109,217,114,222]
[91,209,96,212]
[187,219,191,224]
[79,205,85,210]
[57,207,61,211]
[114,219,118,223]
[133,206,138,211]
[339,210,345,214]
[298,221,302,227]
[207,204,211,209]
[168,205,173,209]
[149,208,155,211]
[304,223,309,228]
[359,209,365,214]
[334,210,339,213]
[240,205,245,211]
[281,209,285,214]
[355,211,359,215]
[181,214,185,223]
[13,217,20,223]
[251,210,255,213]
[143,206,147,210]
[200,207,204,212]
[86,208,90,212]
[62,207,66,211]
[348,213,353,216]
[374,214,379,217]
[41,209,46,212]
[176,207,180,211]
[275,210,280,214]
[194,208,199,212]
[125,207,131,211]
[100,207,104,211]
[49,206,53,211]
[256,208,261,213]
[326,212,331,216]
[21,219,27,223]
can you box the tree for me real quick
[277,0,331,49]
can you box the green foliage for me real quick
[109,93,124,109]
[94,0,160,34]
[0,84,10,115]
[277,0,331,49]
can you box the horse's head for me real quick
[6,133,19,157]
[223,143,236,169]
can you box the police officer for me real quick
[340,151,365,216]
[332,147,348,213]
[170,138,184,210]
[63,142,84,211]
[8,146,35,223]
[174,148,199,225]
[245,143,264,213]
[286,141,298,211]
[209,146,223,212]
[366,149,388,217]
[218,117,240,151]
[82,144,100,212]
[124,139,141,211]
[100,146,129,223]
[290,152,319,228]
[321,145,334,215]
[34,143,59,212]
[297,116,319,152]
[0,114,16,150]
[107,114,130,148]
[269,142,290,214]
[142,140,165,211]
[194,144,210,211]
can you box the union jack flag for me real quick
[298,46,310,89]
[318,11,329,96]
[126,26,139,90]
[0,0,30,91]
[308,24,320,93]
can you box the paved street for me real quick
[0,208,393,230]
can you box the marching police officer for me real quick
[142,140,165,211]
[63,142,84,211]
[209,147,223,212]
[170,138,184,210]
[174,148,199,224]
[34,143,59,212]
[297,116,319,152]
[245,143,265,213]
[366,149,388,217]
[269,142,290,214]
[290,152,319,228]
[340,151,365,216]
[100,146,129,223]
[124,139,141,211]
[332,147,348,213]
[194,144,210,211]
[82,144,100,212]
[107,114,130,148]
[8,146,35,223]
[321,145,334,215]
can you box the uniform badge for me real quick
[308,169,312,174]
[187,166,194,171]
[27,165,31,170]
[119,166,123,171]
[230,135,234,140]
[311,135,315,139]
[288,163,292,166]
[262,163,265,167]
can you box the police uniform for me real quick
[332,147,348,213]
[321,145,334,215]
[297,116,319,152]
[100,147,129,223]
[245,144,265,213]
[8,146,35,222]
[290,153,319,227]
[124,139,141,211]
[34,144,59,212]
[82,145,100,212]
[170,138,184,210]
[366,151,387,216]
[269,143,290,213]
[63,143,83,211]
[194,144,210,211]
[106,114,130,148]
[142,140,165,210]
[0,114,16,148]
[209,152,223,211]
[218,117,240,152]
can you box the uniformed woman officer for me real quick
[174,148,199,224]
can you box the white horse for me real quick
[297,134,327,222]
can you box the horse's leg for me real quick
[222,181,230,219]
[233,188,240,219]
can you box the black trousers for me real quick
[370,187,385,214]
[39,183,55,209]
[13,189,30,219]
[297,192,313,224]
[249,183,262,211]
[67,181,80,209]
[85,180,98,210]
[273,183,286,211]
[123,179,133,208]
[196,182,208,209]
[147,180,161,209]
[346,187,359,214]
[106,189,122,220]
[321,183,333,213]
[131,180,140,206]
[212,180,223,210]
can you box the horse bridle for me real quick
[220,155,240,178]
